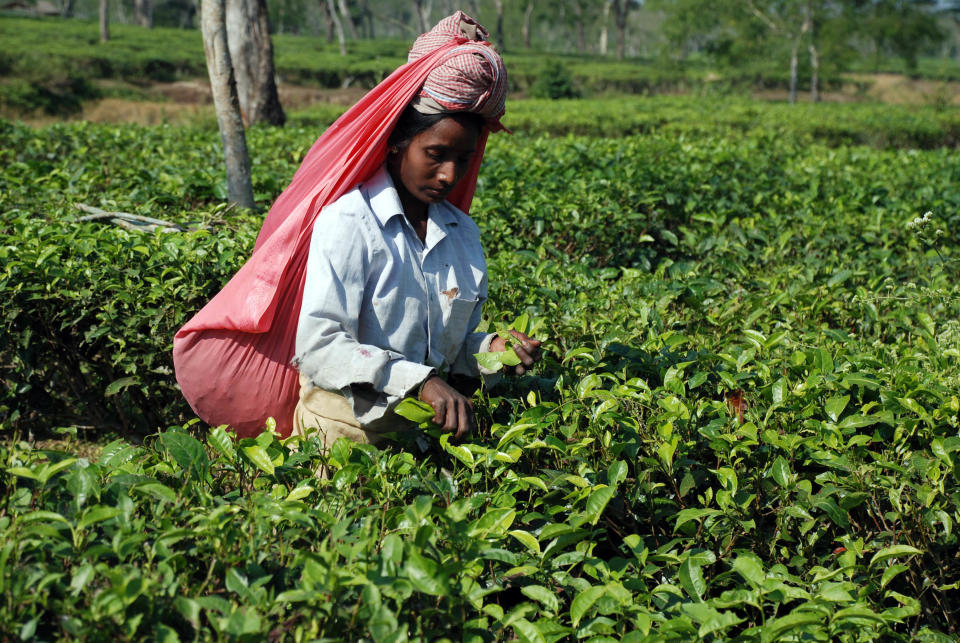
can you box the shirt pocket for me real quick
[436,293,479,368]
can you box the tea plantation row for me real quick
[1,98,959,639]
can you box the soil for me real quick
[10,73,960,126]
[752,73,960,106]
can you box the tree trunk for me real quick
[201,0,255,209]
[809,42,820,102]
[522,0,534,49]
[614,0,627,60]
[99,0,109,42]
[327,0,346,55]
[600,0,611,56]
[226,0,285,126]
[802,0,819,102]
[788,41,798,104]
[359,0,372,38]
[414,0,430,33]
[337,0,357,39]
[571,2,586,53]
[134,0,153,28]
[319,0,334,43]
[954,16,960,66]
[61,0,75,18]
[494,0,504,52]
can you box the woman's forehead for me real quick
[416,117,479,151]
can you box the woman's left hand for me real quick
[490,330,542,376]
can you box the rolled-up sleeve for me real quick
[294,212,434,422]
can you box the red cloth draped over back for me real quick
[174,15,506,438]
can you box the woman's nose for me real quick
[437,161,455,185]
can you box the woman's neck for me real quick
[390,168,429,243]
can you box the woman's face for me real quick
[392,116,480,206]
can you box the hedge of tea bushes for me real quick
[2,96,960,638]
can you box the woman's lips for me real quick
[423,187,448,200]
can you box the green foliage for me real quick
[529,60,581,99]
[3,95,960,637]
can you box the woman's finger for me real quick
[443,398,459,432]
[431,398,447,427]
[455,400,472,440]
[514,344,536,367]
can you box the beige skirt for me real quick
[290,373,392,448]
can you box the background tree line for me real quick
[38,0,960,68]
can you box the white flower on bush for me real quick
[906,210,933,230]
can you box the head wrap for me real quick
[173,14,507,437]
[407,11,508,126]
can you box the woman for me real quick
[174,12,540,441]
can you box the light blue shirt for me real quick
[294,165,494,428]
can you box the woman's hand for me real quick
[419,376,476,440]
[490,330,542,376]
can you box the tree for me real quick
[413,0,431,33]
[99,0,109,42]
[200,0,255,209]
[134,0,154,27]
[852,0,944,71]
[600,0,612,55]
[522,0,535,49]
[946,2,960,65]
[327,0,347,54]
[611,0,637,60]
[226,0,286,126]
[493,0,504,52]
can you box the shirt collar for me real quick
[364,165,405,227]
[364,164,460,231]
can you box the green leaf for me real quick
[674,508,721,531]
[508,530,541,555]
[440,434,475,468]
[679,558,706,601]
[607,460,628,487]
[394,398,437,425]
[469,507,516,538]
[585,485,615,525]
[869,545,923,568]
[512,617,546,643]
[69,563,95,595]
[570,585,605,626]
[520,585,559,613]
[241,445,275,476]
[77,506,122,530]
[208,425,236,461]
[475,349,521,371]
[105,376,139,397]
[160,431,209,481]
[404,549,444,596]
[510,312,532,335]
[731,554,765,587]
[770,456,792,487]
[824,395,850,422]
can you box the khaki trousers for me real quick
[291,374,389,448]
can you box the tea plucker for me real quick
[292,14,541,445]
[173,12,541,442]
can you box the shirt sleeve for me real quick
[294,210,435,425]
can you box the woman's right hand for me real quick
[419,375,476,441]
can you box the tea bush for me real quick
[2,96,960,639]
